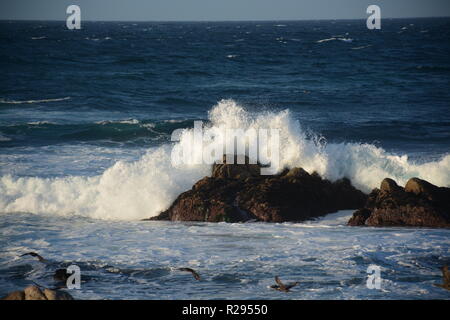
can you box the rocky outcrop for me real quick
[2,290,25,300]
[348,177,450,228]
[24,285,47,300]
[148,155,367,223]
[211,154,261,179]
[2,285,74,300]
[236,169,367,222]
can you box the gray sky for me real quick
[1,0,450,21]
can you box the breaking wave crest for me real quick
[0,99,449,220]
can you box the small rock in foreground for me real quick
[2,285,74,300]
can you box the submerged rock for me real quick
[148,156,367,223]
[348,177,450,228]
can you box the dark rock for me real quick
[405,177,437,196]
[236,174,366,222]
[348,177,450,228]
[149,158,367,223]
[283,167,310,178]
[211,154,261,179]
[404,177,450,205]
[380,178,402,193]
[149,176,254,222]
[348,208,372,226]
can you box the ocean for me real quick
[0,18,449,299]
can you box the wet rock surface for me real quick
[348,177,450,228]
[148,156,367,223]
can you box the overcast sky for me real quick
[1,0,450,21]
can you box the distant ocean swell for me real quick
[0,119,193,145]
[0,99,449,220]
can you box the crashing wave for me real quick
[0,99,448,220]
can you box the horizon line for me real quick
[1,15,450,23]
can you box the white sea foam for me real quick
[0,99,449,220]
[0,133,11,142]
[96,119,140,125]
[163,119,185,123]
[0,147,209,220]
[27,121,55,125]
[317,37,353,43]
[316,37,337,43]
[2,209,448,299]
[0,97,70,104]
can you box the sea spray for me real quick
[0,147,210,220]
[0,99,449,220]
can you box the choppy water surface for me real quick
[1,212,449,299]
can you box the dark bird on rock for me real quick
[178,267,201,280]
[270,276,299,292]
[435,265,450,290]
[20,252,46,263]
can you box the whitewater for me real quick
[0,99,449,221]
[1,210,449,299]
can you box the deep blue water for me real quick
[1,19,449,163]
